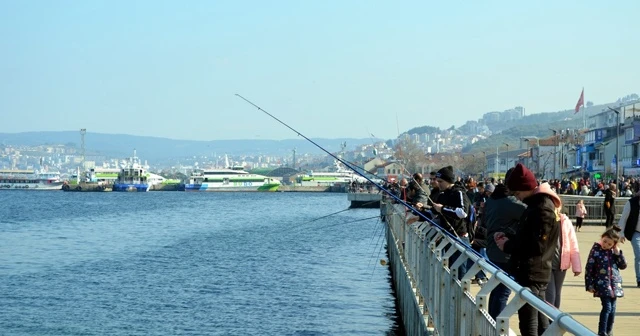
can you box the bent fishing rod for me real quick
[235,94,462,242]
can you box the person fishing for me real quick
[430,165,472,279]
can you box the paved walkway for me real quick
[558,225,640,335]
[480,225,640,335]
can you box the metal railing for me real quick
[559,195,629,224]
[383,201,597,336]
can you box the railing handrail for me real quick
[384,201,597,335]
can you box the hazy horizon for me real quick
[1,1,638,141]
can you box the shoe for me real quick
[637,281,640,288]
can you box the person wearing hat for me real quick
[495,163,561,336]
[431,165,473,279]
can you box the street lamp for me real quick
[481,151,487,177]
[550,129,558,179]
[503,143,510,168]
[608,107,621,181]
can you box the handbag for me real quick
[611,257,624,298]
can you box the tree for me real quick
[586,101,594,107]
[393,138,429,173]
[460,155,485,176]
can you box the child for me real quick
[585,225,627,336]
[575,199,587,232]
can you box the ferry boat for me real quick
[0,170,64,191]
[112,150,150,192]
[297,160,367,186]
[185,157,280,192]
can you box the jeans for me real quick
[517,282,549,336]
[605,209,614,227]
[466,247,488,280]
[488,261,511,320]
[545,269,567,308]
[449,235,471,280]
[598,296,617,335]
[631,231,640,283]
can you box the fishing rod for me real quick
[235,94,459,240]
[396,164,462,239]
[236,95,511,284]
[307,199,382,224]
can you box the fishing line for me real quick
[235,94,486,266]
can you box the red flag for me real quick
[574,89,584,114]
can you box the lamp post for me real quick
[503,143,510,168]
[481,151,487,178]
[550,129,558,179]
[608,107,621,181]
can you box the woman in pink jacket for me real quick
[546,212,582,308]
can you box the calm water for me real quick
[0,191,402,336]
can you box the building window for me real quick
[624,145,633,160]
[626,128,634,141]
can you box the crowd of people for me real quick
[382,163,637,336]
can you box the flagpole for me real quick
[582,87,586,130]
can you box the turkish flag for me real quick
[575,89,584,114]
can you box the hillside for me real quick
[462,100,633,153]
[0,131,377,160]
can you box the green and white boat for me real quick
[185,166,280,192]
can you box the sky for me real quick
[1,1,638,141]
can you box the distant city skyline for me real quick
[1,1,639,141]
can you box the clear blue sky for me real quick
[1,1,638,141]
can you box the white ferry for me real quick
[0,170,64,191]
[185,156,280,192]
[296,160,367,186]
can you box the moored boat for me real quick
[113,150,150,192]
[0,170,64,191]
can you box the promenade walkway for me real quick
[470,225,640,335]
[559,225,640,335]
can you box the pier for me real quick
[347,191,382,208]
[382,198,640,336]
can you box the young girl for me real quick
[585,226,627,336]
[575,199,587,232]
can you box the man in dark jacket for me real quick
[484,182,526,320]
[432,165,472,280]
[495,163,561,336]
[603,183,616,228]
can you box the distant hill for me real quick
[0,131,378,160]
[462,100,636,153]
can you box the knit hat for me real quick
[485,183,495,193]
[506,163,537,191]
[435,166,455,183]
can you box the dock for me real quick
[347,191,382,208]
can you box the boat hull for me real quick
[0,182,63,190]
[185,183,279,192]
[113,183,150,192]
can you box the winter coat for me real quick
[559,214,582,272]
[484,185,526,264]
[575,203,587,218]
[503,182,561,284]
[585,242,627,298]
[407,180,430,206]
[434,184,471,237]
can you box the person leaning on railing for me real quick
[483,169,526,320]
[495,163,561,336]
